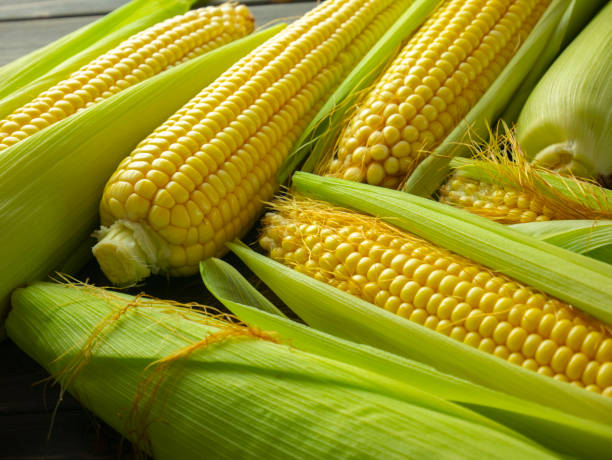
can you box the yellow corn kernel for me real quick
[259,197,612,395]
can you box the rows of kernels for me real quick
[259,201,612,396]
[100,0,412,275]
[325,0,551,188]
[438,175,556,223]
[0,5,253,151]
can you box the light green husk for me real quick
[201,256,612,459]
[517,2,612,178]
[292,172,612,324]
[402,0,604,198]
[512,220,612,264]
[6,281,558,460]
[502,0,608,122]
[277,0,440,183]
[0,26,283,332]
[0,0,195,107]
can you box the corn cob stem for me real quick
[260,197,612,396]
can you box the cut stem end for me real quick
[92,221,159,286]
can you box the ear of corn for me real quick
[227,240,612,424]
[516,1,612,179]
[0,27,281,331]
[402,0,603,198]
[6,281,559,460]
[201,256,612,459]
[511,220,612,264]
[0,4,254,152]
[278,0,441,183]
[92,0,417,286]
[292,173,612,323]
[319,0,557,188]
[257,195,612,397]
[0,0,194,104]
[437,146,612,224]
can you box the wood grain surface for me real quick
[0,1,315,458]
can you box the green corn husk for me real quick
[0,26,282,334]
[291,172,612,324]
[512,220,612,264]
[6,281,559,460]
[0,0,195,106]
[402,0,604,198]
[277,0,440,183]
[502,0,608,122]
[201,257,612,459]
[516,2,612,179]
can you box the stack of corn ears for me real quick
[0,5,280,331]
[7,281,612,459]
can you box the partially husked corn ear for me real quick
[259,197,612,396]
[437,146,612,224]
[0,4,254,151]
[93,0,414,285]
[324,0,551,189]
[439,174,556,223]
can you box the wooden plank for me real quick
[0,0,316,22]
[0,15,98,66]
[0,3,317,67]
[0,0,125,21]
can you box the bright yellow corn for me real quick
[0,4,254,151]
[93,0,414,285]
[259,197,612,396]
[324,0,551,188]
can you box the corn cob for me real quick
[437,137,612,224]
[439,175,557,223]
[323,0,551,188]
[93,0,414,285]
[0,4,254,152]
[259,197,612,396]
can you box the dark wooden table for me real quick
[0,1,315,458]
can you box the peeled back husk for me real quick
[517,2,612,179]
